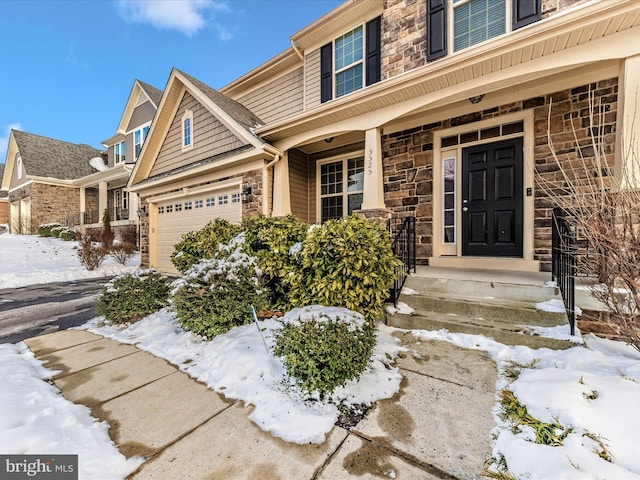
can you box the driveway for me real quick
[0,278,106,344]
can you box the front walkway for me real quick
[25,329,498,479]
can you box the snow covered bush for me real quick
[171,218,241,274]
[288,215,401,321]
[241,214,308,308]
[274,306,376,396]
[96,269,170,323]
[38,223,62,237]
[171,234,270,339]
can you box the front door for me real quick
[462,138,523,257]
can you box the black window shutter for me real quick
[320,42,333,103]
[513,0,541,30]
[365,16,381,86]
[427,0,447,62]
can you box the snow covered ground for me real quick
[1,232,640,479]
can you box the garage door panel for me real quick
[154,186,242,274]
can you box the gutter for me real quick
[262,144,284,216]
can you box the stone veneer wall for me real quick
[0,201,8,224]
[31,183,80,233]
[139,168,264,268]
[381,78,618,269]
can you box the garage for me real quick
[153,183,242,274]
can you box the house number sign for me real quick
[367,148,374,175]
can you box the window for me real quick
[114,141,126,164]
[319,156,364,222]
[134,124,150,159]
[231,193,241,204]
[195,199,203,209]
[159,206,165,214]
[182,110,193,150]
[219,195,228,205]
[320,16,381,103]
[453,0,505,52]
[185,201,193,210]
[427,0,541,61]
[175,203,182,212]
[442,157,456,244]
[16,154,23,179]
[206,197,215,207]
[122,190,128,210]
[166,204,173,213]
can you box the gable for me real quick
[148,91,247,178]
[127,100,155,132]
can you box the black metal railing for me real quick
[388,216,416,306]
[552,207,577,335]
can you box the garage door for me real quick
[154,185,242,274]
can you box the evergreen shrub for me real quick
[274,305,376,396]
[171,234,270,339]
[96,269,170,323]
[171,218,241,274]
[38,223,62,237]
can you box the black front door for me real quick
[462,138,523,257]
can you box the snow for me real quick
[386,301,415,315]
[82,309,404,445]
[535,298,583,316]
[3,232,640,479]
[0,233,139,289]
[89,156,108,172]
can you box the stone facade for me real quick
[8,182,81,233]
[138,168,264,268]
[0,201,8,225]
[381,0,426,81]
[381,78,618,269]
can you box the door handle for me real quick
[462,207,468,212]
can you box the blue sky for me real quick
[0,0,343,161]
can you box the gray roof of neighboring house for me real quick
[0,163,7,199]
[177,69,264,133]
[12,130,103,180]
[137,80,163,107]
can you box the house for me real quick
[1,130,103,234]
[128,0,640,275]
[1,79,161,236]
[0,164,8,225]
[75,79,162,230]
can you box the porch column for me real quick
[129,191,139,221]
[616,54,640,187]
[98,181,108,224]
[79,187,86,225]
[361,127,386,210]
[271,151,292,217]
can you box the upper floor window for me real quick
[427,0,541,61]
[321,16,381,103]
[134,124,150,160]
[182,110,193,150]
[453,0,506,52]
[114,140,126,164]
[16,154,23,179]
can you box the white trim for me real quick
[181,109,194,151]
[145,178,242,204]
[333,23,365,99]
[114,140,126,164]
[133,122,151,160]
[449,0,512,55]
[8,179,34,192]
[315,150,365,222]
[16,155,23,180]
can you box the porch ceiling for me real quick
[257,1,640,146]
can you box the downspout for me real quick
[263,144,284,217]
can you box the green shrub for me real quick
[58,228,77,241]
[288,215,401,321]
[38,223,62,237]
[241,214,308,308]
[274,305,376,396]
[171,218,241,274]
[171,234,270,339]
[101,209,114,250]
[96,269,170,323]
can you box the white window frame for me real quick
[316,152,365,223]
[182,110,193,151]
[449,0,511,54]
[133,123,151,160]
[16,154,23,180]
[114,140,126,164]
[333,24,365,99]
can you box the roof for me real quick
[177,69,264,131]
[0,164,7,199]
[12,130,103,180]
[137,80,163,108]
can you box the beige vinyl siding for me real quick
[237,68,304,124]
[127,101,155,131]
[150,91,246,178]
[289,149,310,223]
[304,49,321,110]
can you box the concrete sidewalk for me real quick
[25,329,497,480]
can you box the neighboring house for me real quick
[129,0,640,275]
[0,164,8,225]
[77,79,162,230]
[1,130,103,234]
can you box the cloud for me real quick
[117,0,230,37]
[65,46,90,70]
[0,123,22,159]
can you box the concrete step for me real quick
[400,291,566,327]
[387,309,573,350]
[403,274,558,303]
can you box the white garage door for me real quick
[154,185,242,274]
